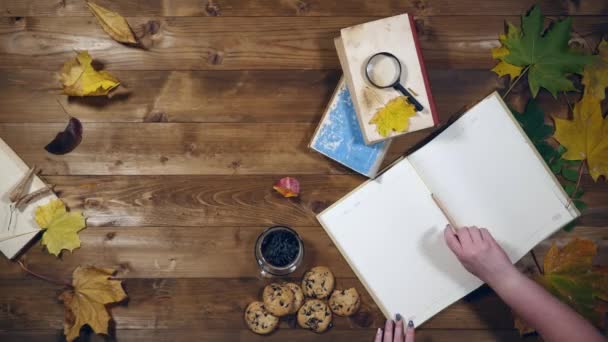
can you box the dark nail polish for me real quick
[395,313,402,321]
[408,320,414,328]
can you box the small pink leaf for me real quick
[273,177,300,198]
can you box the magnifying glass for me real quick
[365,52,424,112]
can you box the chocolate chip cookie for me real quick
[262,283,294,317]
[302,266,335,299]
[329,288,361,316]
[286,282,304,314]
[244,301,279,335]
[297,299,333,333]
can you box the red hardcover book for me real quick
[335,14,439,144]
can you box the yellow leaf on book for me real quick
[60,51,120,96]
[60,266,128,342]
[370,96,416,137]
[553,94,608,181]
[35,199,86,256]
[87,1,137,44]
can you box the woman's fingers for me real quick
[469,226,483,244]
[457,226,474,248]
[394,318,404,342]
[383,320,394,342]
[374,328,383,342]
[480,227,493,242]
[405,320,415,342]
[444,225,463,257]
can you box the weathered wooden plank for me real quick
[0,226,605,280]
[0,16,606,70]
[1,0,606,17]
[32,176,608,227]
[0,123,428,175]
[0,329,530,342]
[0,68,576,124]
[0,277,515,330]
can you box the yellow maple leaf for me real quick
[60,266,128,342]
[87,1,137,44]
[539,239,608,327]
[60,51,120,96]
[35,199,86,256]
[515,238,608,334]
[369,96,416,137]
[491,23,523,79]
[582,40,608,101]
[553,94,608,181]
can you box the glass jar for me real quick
[254,225,304,277]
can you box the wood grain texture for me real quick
[1,0,606,17]
[0,226,604,280]
[0,16,606,70]
[0,277,514,330]
[1,1,607,340]
[0,123,433,175]
[30,176,608,227]
[0,329,529,342]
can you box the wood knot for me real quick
[350,310,373,327]
[105,232,116,241]
[205,0,221,16]
[145,20,161,35]
[295,0,310,14]
[207,50,225,65]
[144,112,169,122]
[159,156,169,164]
[413,0,428,11]
[229,160,242,171]
[310,200,330,214]
[117,262,132,274]
[114,160,123,166]
[414,18,431,38]
[11,16,23,23]
[84,198,102,209]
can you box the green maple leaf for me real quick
[512,100,555,163]
[500,5,594,97]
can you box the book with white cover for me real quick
[0,138,55,259]
[335,13,439,144]
[317,92,579,325]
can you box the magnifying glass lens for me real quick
[366,54,401,88]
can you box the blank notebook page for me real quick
[318,158,482,324]
[408,92,579,264]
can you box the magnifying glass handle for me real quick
[394,83,424,112]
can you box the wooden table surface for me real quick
[0,0,607,341]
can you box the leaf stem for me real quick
[503,65,531,99]
[562,92,573,114]
[530,249,543,275]
[566,162,586,209]
[55,98,72,120]
[17,260,71,287]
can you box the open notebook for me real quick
[317,92,579,325]
[0,138,54,259]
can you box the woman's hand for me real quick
[374,317,414,342]
[443,224,516,285]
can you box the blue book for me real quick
[310,78,390,178]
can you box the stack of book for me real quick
[310,13,439,177]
